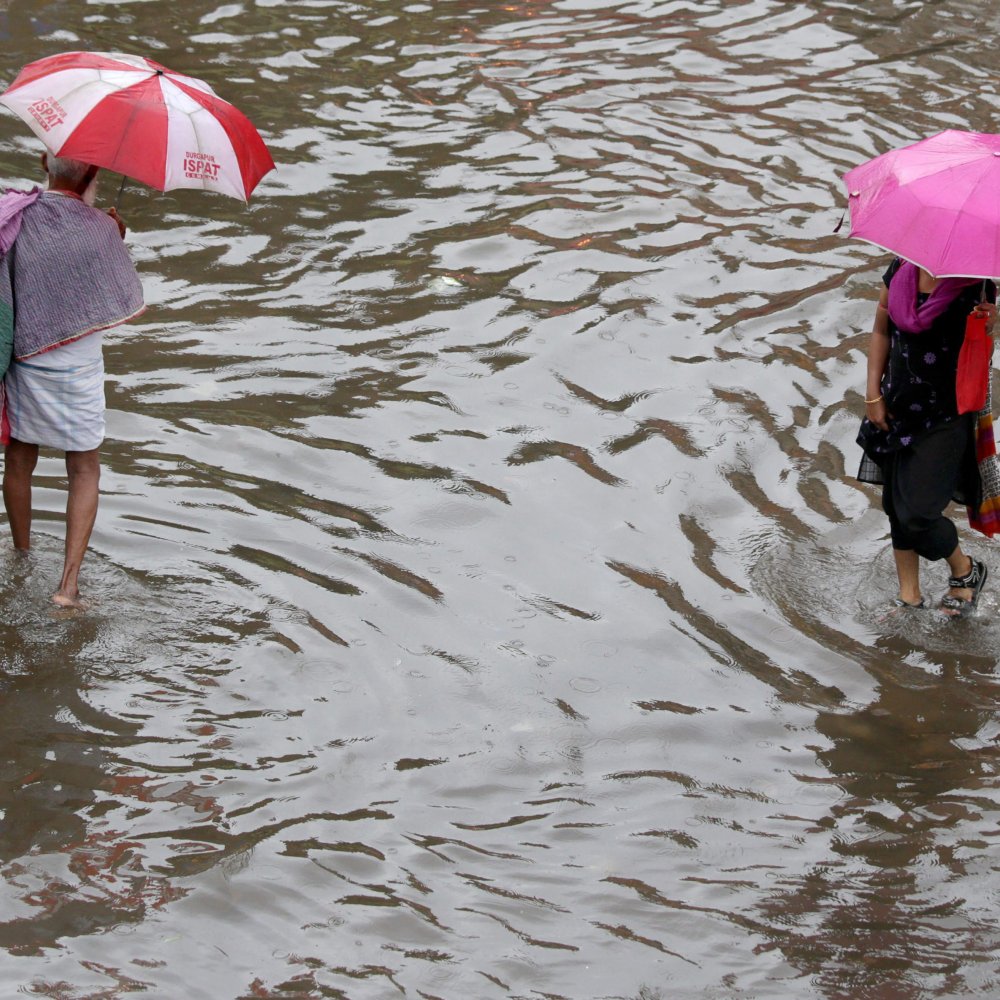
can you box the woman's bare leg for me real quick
[893,548,921,605]
[53,448,100,607]
[3,438,39,551]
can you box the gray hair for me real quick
[45,155,96,186]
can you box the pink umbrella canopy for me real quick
[0,51,275,201]
[843,129,1000,279]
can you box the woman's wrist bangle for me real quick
[865,395,883,404]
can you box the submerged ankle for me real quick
[51,590,86,609]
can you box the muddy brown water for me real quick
[1,2,999,998]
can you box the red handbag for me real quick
[956,312,991,414]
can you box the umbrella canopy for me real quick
[0,51,274,201]
[842,129,1000,279]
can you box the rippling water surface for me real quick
[2,2,1000,997]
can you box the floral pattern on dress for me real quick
[857,259,992,462]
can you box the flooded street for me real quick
[2,1,1000,997]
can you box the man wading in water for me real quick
[0,154,144,607]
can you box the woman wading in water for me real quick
[857,259,997,616]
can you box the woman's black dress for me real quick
[857,261,996,558]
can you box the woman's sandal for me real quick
[941,558,989,618]
[878,595,926,621]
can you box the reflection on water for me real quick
[0,1,998,997]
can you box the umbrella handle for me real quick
[115,174,127,210]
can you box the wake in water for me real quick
[753,512,1000,666]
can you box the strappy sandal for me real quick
[941,558,988,618]
[878,595,926,622]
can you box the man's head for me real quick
[41,153,100,205]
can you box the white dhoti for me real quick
[5,333,105,451]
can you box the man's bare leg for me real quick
[53,448,100,608]
[3,438,39,552]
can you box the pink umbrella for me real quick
[0,51,274,202]
[842,129,1000,279]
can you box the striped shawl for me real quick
[0,190,144,366]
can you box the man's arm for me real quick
[106,207,126,239]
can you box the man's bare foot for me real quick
[51,590,89,610]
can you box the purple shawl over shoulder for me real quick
[887,260,979,333]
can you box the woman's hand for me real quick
[866,397,891,432]
[973,301,997,337]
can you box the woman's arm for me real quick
[864,286,891,431]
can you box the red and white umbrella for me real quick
[0,51,275,201]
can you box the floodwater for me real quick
[0,1,998,998]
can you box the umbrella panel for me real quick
[55,77,169,190]
[844,131,1000,278]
